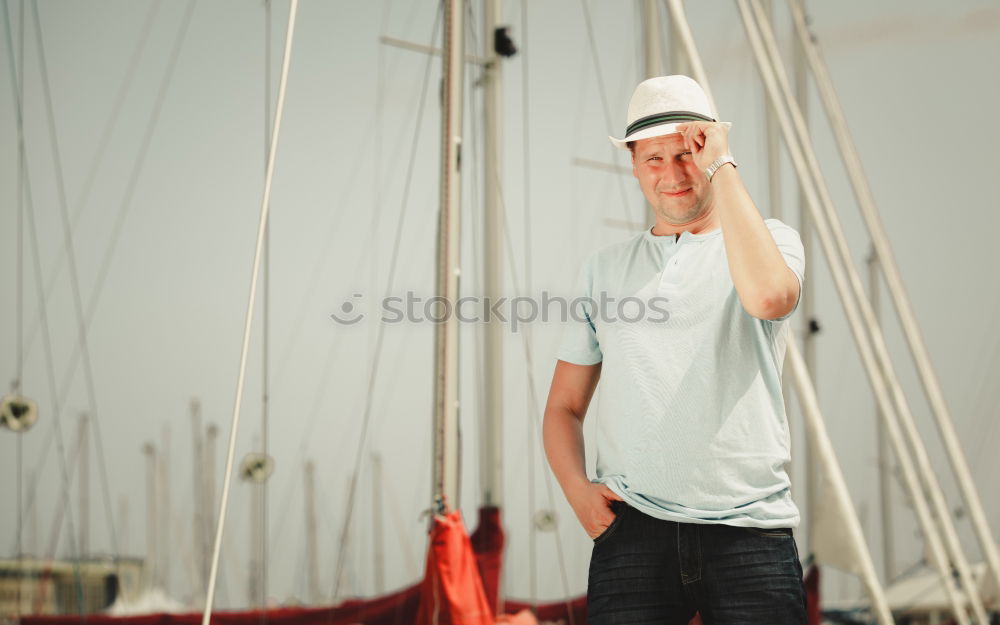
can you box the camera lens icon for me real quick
[330,294,365,325]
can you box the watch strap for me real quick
[705,154,737,182]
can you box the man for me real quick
[543,75,807,624]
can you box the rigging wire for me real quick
[19,0,162,366]
[13,0,199,547]
[14,0,25,618]
[15,0,23,391]
[42,418,88,560]
[263,127,410,570]
[265,111,435,595]
[202,1,299,623]
[370,0,392,387]
[0,5,85,600]
[2,5,84,611]
[329,3,444,603]
[268,116,376,391]
[578,0,638,231]
[30,0,122,568]
[382,454,422,581]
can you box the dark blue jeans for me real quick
[588,501,807,625]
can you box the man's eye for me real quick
[679,151,693,159]
[647,156,661,162]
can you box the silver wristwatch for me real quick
[704,154,738,182]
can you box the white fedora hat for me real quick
[609,75,731,150]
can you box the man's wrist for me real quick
[705,154,738,182]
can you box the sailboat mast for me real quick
[371,453,385,595]
[641,0,663,78]
[304,461,321,603]
[78,413,89,558]
[432,0,464,514]
[481,0,503,509]
[190,399,205,598]
[143,443,157,589]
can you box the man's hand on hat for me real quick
[677,122,730,173]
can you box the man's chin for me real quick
[658,209,705,227]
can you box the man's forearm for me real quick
[543,407,591,500]
[711,165,798,320]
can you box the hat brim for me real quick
[609,121,732,150]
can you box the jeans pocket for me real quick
[744,526,793,538]
[593,502,626,545]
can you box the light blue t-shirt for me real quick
[557,219,804,528]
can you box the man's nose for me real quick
[661,160,689,185]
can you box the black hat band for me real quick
[626,111,716,138]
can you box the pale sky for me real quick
[2,0,999,613]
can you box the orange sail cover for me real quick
[416,510,495,625]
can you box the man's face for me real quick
[631,133,713,226]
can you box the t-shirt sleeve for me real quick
[555,254,603,365]
[766,219,805,322]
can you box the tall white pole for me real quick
[661,0,689,76]
[481,0,503,511]
[869,250,894,583]
[787,0,1000,600]
[641,0,663,78]
[432,0,464,514]
[791,2,819,555]
[761,0,781,223]
[641,0,664,227]
[663,1,716,117]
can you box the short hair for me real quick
[627,140,635,154]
